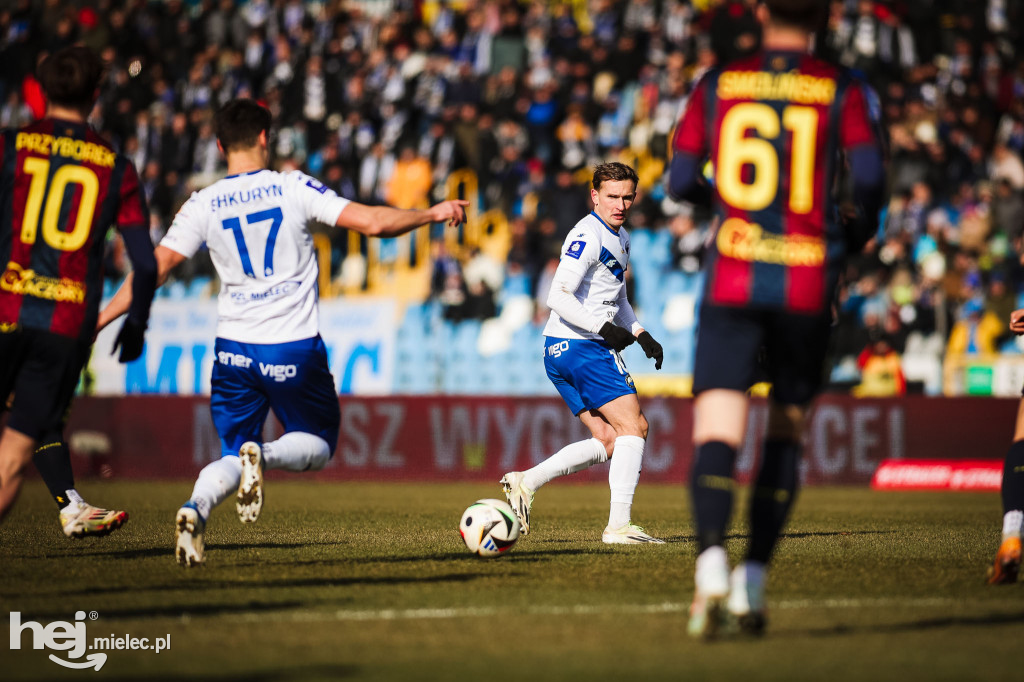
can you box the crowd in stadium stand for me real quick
[2,0,1023,393]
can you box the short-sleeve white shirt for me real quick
[160,169,349,343]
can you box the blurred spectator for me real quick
[668,210,706,275]
[992,178,1024,242]
[947,297,1004,356]
[462,247,504,320]
[386,146,433,210]
[991,144,1024,190]
[853,330,907,397]
[430,240,467,322]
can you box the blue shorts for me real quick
[210,335,340,459]
[544,337,636,416]
[692,303,832,406]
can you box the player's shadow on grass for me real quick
[564,529,897,544]
[796,610,1024,638]
[83,664,361,681]
[47,540,348,560]
[781,530,896,539]
[54,572,485,598]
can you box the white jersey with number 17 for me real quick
[160,169,350,344]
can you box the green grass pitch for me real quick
[2,480,1022,681]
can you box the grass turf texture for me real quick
[1,480,1021,681]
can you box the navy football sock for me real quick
[1002,440,1024,513]
[747,439,801,564]
[690,441,737,553]
[32,437,76,509]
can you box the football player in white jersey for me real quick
[500,162,665,544]
[98,99,467,566]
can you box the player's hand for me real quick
[598,322,635,352]
[637,331,663,370]
[430,200,470,227]
[112,317,147,363]
[1010,309,1024,336]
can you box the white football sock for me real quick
[189,456,242,521]
[1003,510,1023,539]
[522,438,608,491]
[261,432,331,472]
[63,488,85,511]
[607,435,645,529]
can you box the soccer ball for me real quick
[459,499,520,557]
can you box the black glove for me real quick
[637,331,663,370]
[112,317,147,363]
[598,322,635,352]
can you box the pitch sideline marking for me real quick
[231,597,958,623]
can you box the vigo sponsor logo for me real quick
[1,262,85,303]
[716,217,825,267]
[217,351,253,368]
[546,340,570,358]
[260,362,297,382]
[8,611,172,671]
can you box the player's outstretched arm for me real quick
[97,246,187,335]
[336,200,469,238]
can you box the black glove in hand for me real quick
[598,322,635,352]
[637,331,663,370]
[112,317,147,363]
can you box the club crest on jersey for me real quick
[565,240,586,260]
[305,178,328,194]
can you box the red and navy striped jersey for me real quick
[673,50,881,315]
[0,118,149,341]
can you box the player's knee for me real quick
[638,414,649,440]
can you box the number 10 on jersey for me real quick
[221,207,284,278]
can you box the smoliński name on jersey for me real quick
[716,70,836,104]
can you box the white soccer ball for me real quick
[459,498,520,557]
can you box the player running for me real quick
[986,307,1024,585]
[98,98,467,567]
[501,162,665,544]
[35,429,129,538]
[669,0,886,636]
[0,46,157,524]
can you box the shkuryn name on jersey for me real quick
[209,184,284,212]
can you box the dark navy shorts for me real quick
[544,337,637,416]
[692,303,832,406]
[210,335,340,458]
[0,326,89,440]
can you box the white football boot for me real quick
[727,561,767,635]
[688,546,731,639]
[175,504,205,568]
[499,472,534,535]
[602,523,666,544]
[236,441,264,523]
[60,503,128,538]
